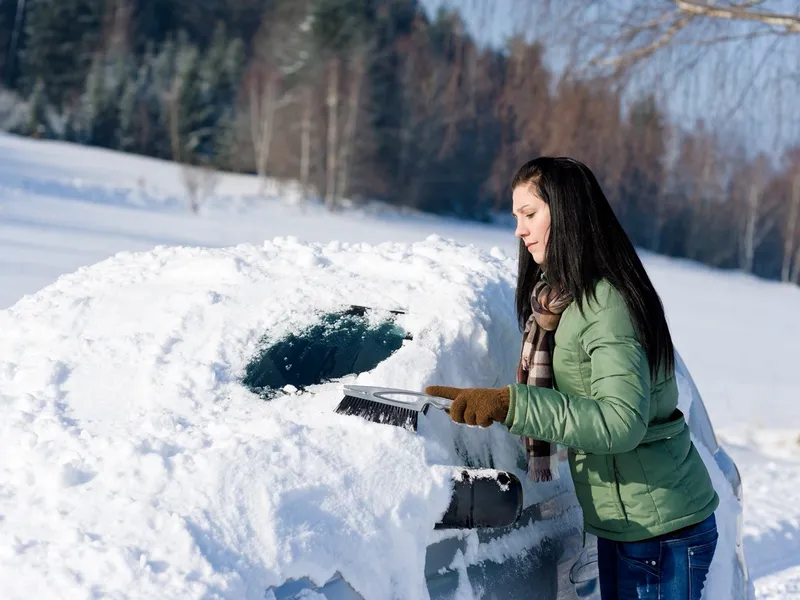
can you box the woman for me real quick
[426,157,720,600]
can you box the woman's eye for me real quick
[526,213,535,219]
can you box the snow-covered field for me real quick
[1,132,799,598]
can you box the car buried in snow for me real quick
[0,240,755,599]
[252,304,754,600]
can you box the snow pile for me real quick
[0,237,567,599]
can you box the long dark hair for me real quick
[512,156,674,381]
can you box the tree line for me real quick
[0,0,798,284]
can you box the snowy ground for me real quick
[1,132,799,598]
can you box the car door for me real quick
[424,454,601,599]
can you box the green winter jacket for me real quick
[504,279,719,542]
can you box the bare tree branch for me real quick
[590,13,696,67]
[582,0,797,69]
[182,165,220,214]
[722,36,782,120]
[692,29,782,45]
[673,0,800,33]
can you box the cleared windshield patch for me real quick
[243,306,409,398]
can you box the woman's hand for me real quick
[424,385,510,427]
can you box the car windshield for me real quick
[242,306,410,398]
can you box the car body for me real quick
[259,304,753,600]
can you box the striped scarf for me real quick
[516,275,573,482]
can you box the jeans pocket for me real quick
[688,537,717,569]
[617,543,661,578]
[688,536,718,600]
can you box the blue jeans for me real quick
[598,513,718,599]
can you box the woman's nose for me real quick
[515,220,528,238]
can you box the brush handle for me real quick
[372,389,454,412]
[425,395,453,412]
[343,385,453,413]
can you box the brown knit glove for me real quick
[425,385,510,427]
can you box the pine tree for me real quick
[161,32,212,165]
[145,39,178,159]
[1,0,22,86]
[310,0,374,54]
[118,70,141,153]
[79,57,115,147]
[198,23,244,166]
[20,0,106,107]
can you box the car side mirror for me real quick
[435,469,523,529]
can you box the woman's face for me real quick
[512,184,551,265]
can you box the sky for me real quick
[419,0,800,159]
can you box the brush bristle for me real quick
[335,394,418,431]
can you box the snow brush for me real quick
[335,384,453,430]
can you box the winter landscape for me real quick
[1,1,799,598]
[1,132,799,599]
